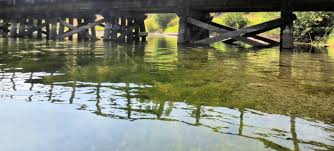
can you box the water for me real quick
[0,36,333,151]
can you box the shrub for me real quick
[294,12,334,43]
[213,13,248,29]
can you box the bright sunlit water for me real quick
[0,36,333,151]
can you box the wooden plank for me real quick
[57,19,104,39]
[187,17,267,47]
[139,32,148,37]
[195,18,283,44]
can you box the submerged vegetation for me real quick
[145,12,334,45]
[6,37,329,123]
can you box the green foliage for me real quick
[294,12,334,43]
[145,15,160,32]
[145,14,178,33]
[156,14,177,29]
[213,13,248,29]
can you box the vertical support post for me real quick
[280,0,295,49]
[127,17,134,43]
[69,18,74,40]
[26,17,34,38]
[58,17,65,39]
[37,19,43,39]
[178,9,211,44]
[177,8,191,44]
[134,17,140,42]
[9,17,18,37]
[90,15,97,40]
[83,17,90,40]
[50,17,58,40]
[77,17,83,41]
[103,17,112,41]
[111,17,118,41]
[18,17,26,38]
[0,18,9,36]
[45,19,50,40]
[138,15,147,42]
[118,17,126,42]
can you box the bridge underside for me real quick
[0,0,333,49]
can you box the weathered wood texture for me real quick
[194,18,284,45]
[1,0,334,14]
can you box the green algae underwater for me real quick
[0,36,333,151]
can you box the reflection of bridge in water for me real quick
[1,0,334,49]
[0,38,334,151]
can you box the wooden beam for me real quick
[59,19,95,40]
[195,18,284,44]
[57,19,104,39]
[187,17,267,47]
[209,22,279,45]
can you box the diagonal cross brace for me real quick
[57,19,105,40]
[208,22,279,45]
[193,18,284,45]
[187,17,268,47]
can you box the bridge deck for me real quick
[0,0,334,15]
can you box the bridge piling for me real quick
[280,0,295,49]
[58,17,65,39]
[9,18,18,38]
[0,18,9,37]
[177,9,211,44]
[36,19,43,39]
[26,17,34,38]
[18,17,25,38]
[103,17,112,41]
[67,18,72,40]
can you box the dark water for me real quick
[0,36,334,151]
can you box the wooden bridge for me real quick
[0,0,334,49]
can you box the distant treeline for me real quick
[145,12,334,45]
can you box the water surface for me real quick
[0,36,334,151]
